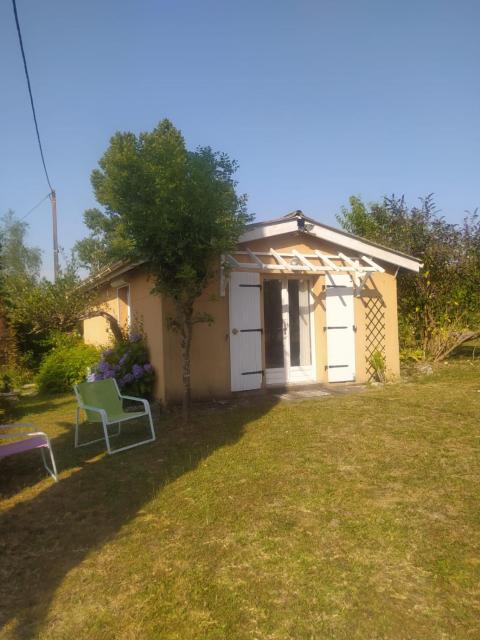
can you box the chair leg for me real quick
[147,406,156,442]
[75,407,80,448]
[75,410,120,449]
[102,418,112,454]
[40,445,58,481]
[105,411,156,455]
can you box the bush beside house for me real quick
[36,336,100,394]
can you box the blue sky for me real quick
[2,0,479,278]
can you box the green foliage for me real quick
[369,350,386,383]
[88,119,252,301]
[36,336,100,394]
[92,332,155,398]
[74,207,134,272]
[0,210,42,370]
[6,260,99,370]
[337,195,480,360]
[0,364,32,390]
[86,119,252,414]
[0,373,13,393]
[0,210,41,281]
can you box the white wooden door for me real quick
[229,271,263,391]
[325,274,356,382]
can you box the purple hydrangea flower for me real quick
[132,364,144,380]
[119,352,129,366]
[143,363,153,373]
[97,360,110,374]
[129,332,142,343]
[122,372,134,385]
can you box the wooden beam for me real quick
[292,249,316,271]
[361,255,385,273]
[270,248,290,268]
[314,250,337,270]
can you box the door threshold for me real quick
[266,380,317,390]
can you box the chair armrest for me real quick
[119,395,150,412]
[78,404,108,421]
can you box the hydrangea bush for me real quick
[92,333,155,398]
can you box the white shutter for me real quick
[229,272,263,391]
[325,274,356,382]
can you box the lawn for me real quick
[1,361,479,639]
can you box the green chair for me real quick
[73,378,156,455]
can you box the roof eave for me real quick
[240,214,421,273]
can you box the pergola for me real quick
[222,248,385,296]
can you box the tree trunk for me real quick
[179,302,194,422]
[433,330,480,362]
[80,310,124,343]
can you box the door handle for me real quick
[232,328,239,335]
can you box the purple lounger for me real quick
[0,423,58,481]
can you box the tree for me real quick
[74,207,133,272]
[88,119,252,416]
[0,211,41,369]
[7,261,124,368]
[0,210,41,281]
[337,195,480,360]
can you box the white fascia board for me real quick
[309,224,421,272]
[239,219,421,272]
[239,220,298,243]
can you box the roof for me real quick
[79,259,141,290]
[240,210,422,272]
[83,210,422,289]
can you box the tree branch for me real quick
[79,310,123,343]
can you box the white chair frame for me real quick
[0,423,58,481]
[73,379,156,455]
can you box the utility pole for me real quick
[50,190,59,281]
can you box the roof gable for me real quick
[240,211,422,273]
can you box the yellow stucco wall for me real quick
[83,232,403,403]
[82,267,166,402]
[162,278,230,403]
[82,287,117,347]
[128,269,165,402]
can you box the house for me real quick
[82,211,421,403]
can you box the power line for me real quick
[11,0,59,281]
[11,0,54,194]
[20,192,51,221]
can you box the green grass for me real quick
[1,361,480,639]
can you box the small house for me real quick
[83,211,421,403]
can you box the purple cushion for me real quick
[0,436,48,459]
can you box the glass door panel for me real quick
[288,280,311,367]
[263,279,284,369]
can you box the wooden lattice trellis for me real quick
[365,297,386,381]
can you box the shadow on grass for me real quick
[0,397,278,638]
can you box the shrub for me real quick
[92,332,155,398]
[0,364,32,391]
[369,350,387,383]
[37,337,100,394]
